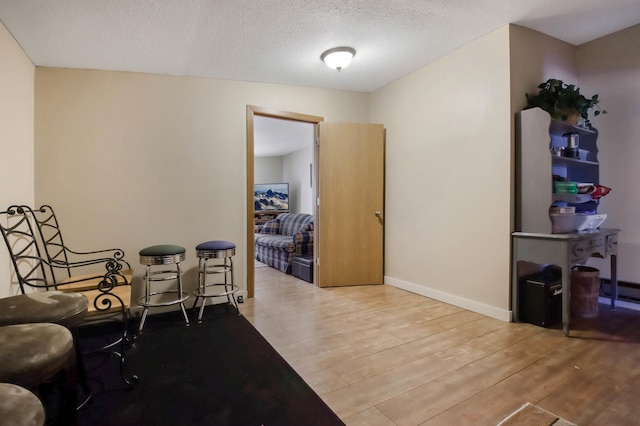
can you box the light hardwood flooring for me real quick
[239,266,640,425]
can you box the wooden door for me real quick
[316,122,385,287]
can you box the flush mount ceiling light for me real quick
[321,47,356,71]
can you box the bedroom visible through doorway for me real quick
[246,106,324,298]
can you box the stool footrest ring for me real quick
[138,291,190,308]
[194,284,239,299]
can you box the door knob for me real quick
[375,211,382,217]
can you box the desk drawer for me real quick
[606,234,618,256]
[572,239,605,262]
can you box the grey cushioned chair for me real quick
[0,383,46,426]
[0,291,92,408]
[0,291,88,328]
[0,323,77,425]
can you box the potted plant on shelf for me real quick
[525,78,607,129]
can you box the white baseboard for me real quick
[382,277,639,324]
[384,276,512,322]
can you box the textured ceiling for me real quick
[2,0,640,157]
[1,0,640,93]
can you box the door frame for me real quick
[246,105,323,298]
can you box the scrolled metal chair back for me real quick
[0,205,56,293]
[30,205,74,280]
[29,205,130,284]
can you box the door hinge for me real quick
[316,198,320,206]
[315,137,320,146]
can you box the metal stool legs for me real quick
[138,245,190,332]
[192,241,239,321]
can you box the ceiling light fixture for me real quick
[321,47,356,72]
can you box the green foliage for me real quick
[526,79,607,128]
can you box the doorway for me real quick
[246,106,324,298]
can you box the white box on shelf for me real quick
[574,213,607,231]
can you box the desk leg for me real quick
[511,255,519,322]
[610,254,618,310]
[562,266,571,337]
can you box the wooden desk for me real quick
[254,211,280,226]
[512,228,619,336]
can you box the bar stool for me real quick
[0,383,45,426]
[0,323,77,425]
[0,291,92,409]
[192,240,239,322]
[138,244,189,332]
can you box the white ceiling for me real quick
[254,116,314,157]
[1,0,639,93]
[2,0,639,156]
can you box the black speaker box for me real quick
[519,269,562,328]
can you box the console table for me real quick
[512,228,619,336]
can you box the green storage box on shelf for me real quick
[554,181,577,193]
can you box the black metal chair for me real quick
[0,205,137,388]
[30,204,133,292]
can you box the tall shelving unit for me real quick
[513,107,620,336]
[515,107,599,233]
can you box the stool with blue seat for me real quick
[138,244,190,332]
[192,240,239,321]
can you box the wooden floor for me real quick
[239,266,640,426]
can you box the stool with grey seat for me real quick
[192,240,239,322]
[138,244,190,331]
[0,323,77,425]
[0,291,88,329]
[0,383,46,426]
[0,291,93,410]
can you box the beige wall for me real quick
[370,26,513,319]
[578,24,640,283]
[0,22,34,297]
[509,25,577,116]
[283,146,314,215]
[255,156,284,184]
[34,68,369,305]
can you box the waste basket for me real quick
[571,266,600,318]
